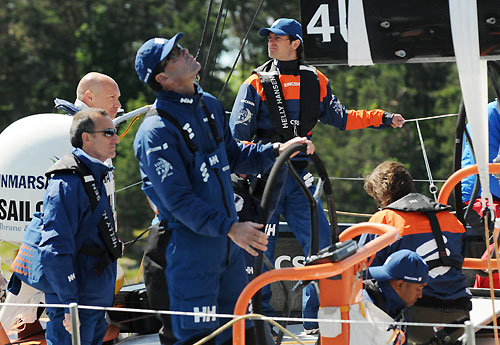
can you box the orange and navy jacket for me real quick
[365,205,469,302]
[229,59,388,145]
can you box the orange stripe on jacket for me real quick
[369,209,466,236]
[244,70,329,102]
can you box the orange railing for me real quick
[438,163,500,271]
[232,222,400,344]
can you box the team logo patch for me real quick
[235,108,253,125]
[155,158,173,182]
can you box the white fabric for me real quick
[318,306,342,337]
[449,0,492,212]
[0,282,44,331]
[318,301,401,344]
[347,0,374,66]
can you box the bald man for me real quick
[75,72,122,119]
[70,72,122,231]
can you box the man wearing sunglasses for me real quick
[134,33,315,345]
[39,107,122,345]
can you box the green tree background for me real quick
[0,0,494,279]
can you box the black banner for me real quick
[300,0,500,65]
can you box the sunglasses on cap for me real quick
[88,128,118,137]
[158,44,183,69]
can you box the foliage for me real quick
[0,0,480,268]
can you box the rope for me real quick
[200,0,226,86]
[485,213,500,345]
[118,115,140,139]
[206,7,229,92]
[193,313,307,345]
[218,0,265,100]
[333,210,373,218]
[115,181,142,193]
[404,113,458,122]
[194,0,214,61]
[415,119,438,201]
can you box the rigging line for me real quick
[200,0,226,87]
[115,177,447,194]
[415,119,438,201]
[325,177,448,183]
[404,113,458,122]
[206,7,229,92]
[194,0,215,61]
[115,181,142,193]
[218,0,265,100]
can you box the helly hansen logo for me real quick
[200,162,209,182]
[193,305,216,323]
[265,224,276,237]
[180,98,193,104]
[208,154,219,167]
[68,273,76,282]
[183,123,195,139]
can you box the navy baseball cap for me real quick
[258,18,303,44]
[369,249,428,283]
[135,32,184,84]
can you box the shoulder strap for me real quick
[156,109,198,153]
[254,60,321,141]
[200,99,223,144]
[426,212,463,270]
[298,63,320,136]
[46,154,122,268]
[254,60,294,141]
[156,100,223,153]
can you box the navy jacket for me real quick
[40,148,117,308]
[134,84,276,236]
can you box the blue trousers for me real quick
[45,307,106,345]
[166,228,252,345]
[258,170,331,330]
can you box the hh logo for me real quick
[265,224,276,237]
[208,154,219,167]
[180,98,193,104]
[67,273,76,282]
[193,305,217,323]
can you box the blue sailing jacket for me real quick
[461,100,500,201]
[134,84,276,236]
[40,148,117,308]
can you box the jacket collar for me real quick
[378,280,407,319]
[72,147,113,180]
[156,83,203,108]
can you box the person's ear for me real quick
[81,132,91,145]
[292,40,301,51]
[389,279,404,292]
[155,72,168,84]
[84,89,93,102]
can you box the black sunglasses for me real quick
[88,128,118,137]
[159,44,183,69]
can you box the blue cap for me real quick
[258,18,303,44]
[369,249,428,283]
[135,33,184,84]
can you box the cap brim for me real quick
[159,32,184,61]
[368,266,392,281]
[258,27,288,37]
